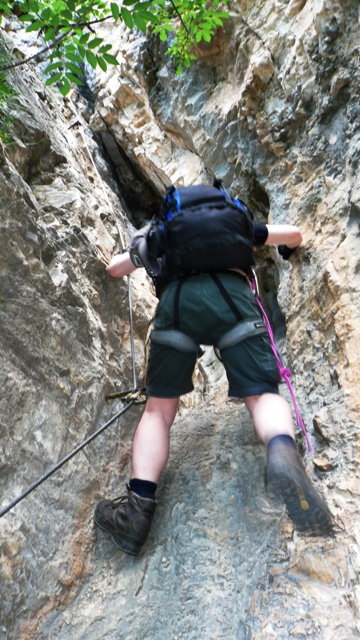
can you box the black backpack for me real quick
[145,182,255,275]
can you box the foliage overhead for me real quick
[0,0,230,96]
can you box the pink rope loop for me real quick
[279,367,292,378]
[254,291,312,451]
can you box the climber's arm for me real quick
[264,225,302,248]
[107,252,137,278]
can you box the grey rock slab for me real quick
[34,401,281,640]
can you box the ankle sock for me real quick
[267,434,297,451]
[129,478,157,500]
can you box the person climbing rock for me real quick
[94,183,333,556]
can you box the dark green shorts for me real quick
[146,273,281,399]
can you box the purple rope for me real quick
[251,285,312,451]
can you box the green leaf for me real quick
[137,9,158,24]
[79,33,90,44]
[60,9,73,20]
[17,14,34,22]
[65,72,83,86]
[97,56,108,72]
[102,53,119,66]
[25,20,44,32]
[87,37,103,49]
[159,28,167,42]
[44,61,63,73]
[65,62,83,76]
[65,52,84,64]
[98,44,112,53]
[111,2,119,20]
[77,45,85,59]
[85,49,98,68]
[134,1,152,8]
[210,11,229,20]
[176,64,183,75]
[41,8,52,21]
[121,6,133,29]
[122,0,135,5]
[133,12,146,33]
[67,0,76,10]
[43,28,56,42]
[45,72,63,86]
[59,78,71,96]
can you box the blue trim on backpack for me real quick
[173,189,181,214]
[233,197,243,210]
[219,189,249,217]
[164,188,181,221]
[219,188,240,209]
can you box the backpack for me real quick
[148,182,255,275]
[130,181,255,282]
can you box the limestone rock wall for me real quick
[1,1,360,639]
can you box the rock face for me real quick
[1,1,360,639]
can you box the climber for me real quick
[94,184,333,556]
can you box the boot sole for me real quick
[267,470,334,537]
[94,512,142,556]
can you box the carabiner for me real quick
[249,268,260,296]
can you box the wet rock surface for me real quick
[1,1,360,638]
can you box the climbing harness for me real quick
[151,328,200,353]
[150,273,268,353]
[148,267,311,452]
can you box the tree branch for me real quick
[0,31,69,71]
[169,0,190,35]
[0,14,113,72]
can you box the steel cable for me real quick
[0,399,137,518]
[1,103,142,518]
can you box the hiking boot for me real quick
[266,437,334,536]
[94,485,157,556]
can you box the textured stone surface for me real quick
[1,1,360,638]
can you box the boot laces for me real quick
[110,494,129,509]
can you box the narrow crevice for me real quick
[98,131,164,228]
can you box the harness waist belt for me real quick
[150,329,199,353]
[150,318,267,354]
[217,319,267,350]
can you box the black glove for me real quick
[277,244,298,260]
